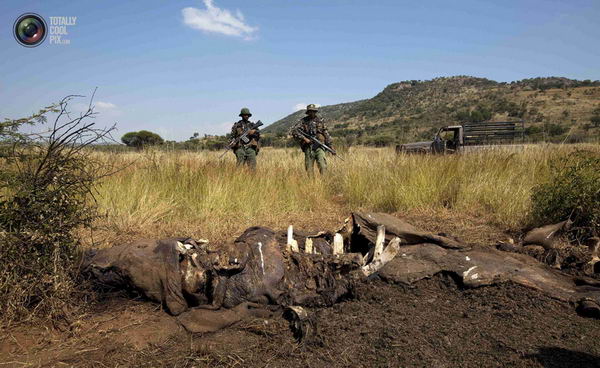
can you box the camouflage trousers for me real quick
[234,146,257,169]
[304,147,327,175]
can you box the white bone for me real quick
[463,266,478,278]
[287,225,294,245]
[287,225,299,252]
[290,239,299,253]
[176,241,187,253]
[305,238,313,254]
[362,237,401,276]
[258,242,265,275]
[374,225,385,261]
[333,233,344,255]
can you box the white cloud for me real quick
[293,103,320,112]
[182,0,258,40]
[293,103,306,112]
[95,101,117,110]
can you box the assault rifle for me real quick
[220,120,263,159]
[294,128,343,160]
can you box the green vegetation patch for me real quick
[531,150,600,240]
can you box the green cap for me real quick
[239,107,252,117]
[306,104,319,113]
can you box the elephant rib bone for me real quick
[305,238,313,254]
[333,233,344,255]
[362,237,401,276]
[287,225,299,252]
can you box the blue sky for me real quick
[1,0,599,140]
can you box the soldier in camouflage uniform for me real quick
[291,104,332,175]
[230,108,260,169]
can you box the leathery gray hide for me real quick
[83,212,600,333]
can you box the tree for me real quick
[455,106,492,123]
[470,110,484,122]
[455,109,471,123]
[121,130,164,148]
[547,123,567,137]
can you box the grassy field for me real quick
[88,144,598,248]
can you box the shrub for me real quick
[364,134,395,147]
[455,106,492,123]
[547,123,568,137]
[0,95,114,323]
[121,130,164,148]
[530,151,600,241]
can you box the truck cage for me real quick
[461,121,525,146]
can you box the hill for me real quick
[262,76,600,146]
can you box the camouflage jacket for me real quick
[291,116,332,150]
[231,120,261,148]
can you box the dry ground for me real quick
[2,276,600,367]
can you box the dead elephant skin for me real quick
[84,212,600,335]
[523,219,573,249]
[376,242,600,317]
[83,238,192,315]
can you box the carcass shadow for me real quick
[526,347,600,368]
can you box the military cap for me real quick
[306,104,319,113]
[239,107,252,117]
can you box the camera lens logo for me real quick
[13,13,48,47]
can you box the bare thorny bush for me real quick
[0,93,115,325]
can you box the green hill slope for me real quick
[263,76,600,145]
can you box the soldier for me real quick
[230,108,261,169]
[291,104,333,175]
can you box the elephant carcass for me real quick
[523,220,573,249]
[83,237,194,316]
[353,213,600,317]
[343,211,465,253]
[192,226,362,310]
[83,227,362,314]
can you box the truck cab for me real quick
[396,125,463,154]
[436,125,463,153]
[396,121,523,154]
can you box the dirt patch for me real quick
[0,297,186,366]
[3,276,600,367]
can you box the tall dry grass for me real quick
[89,144,599,247]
